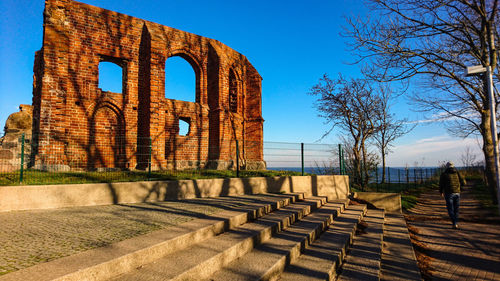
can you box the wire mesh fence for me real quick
[0,133,156,185]
[264,141,343,175]
[362,165,484,193]
[2,133,478,189]
[368,166,442,192]
[0,134,345,186]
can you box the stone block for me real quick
[0,150,13,160]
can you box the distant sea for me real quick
[267,167,322,174]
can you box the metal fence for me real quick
[263,141,344,175]
[0,133,345,186]
[366,166,484,193]
[4,132,476,190]
[368,166,441,192]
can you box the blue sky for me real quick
[0,0,483,167]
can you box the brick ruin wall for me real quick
[30,0,265,171]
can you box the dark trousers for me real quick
[444,193,460,225]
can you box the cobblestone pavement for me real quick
[405,185,500,280]
[0,196,263,275]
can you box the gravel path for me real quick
[0,196,257,275]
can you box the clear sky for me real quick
[0,0,483,167]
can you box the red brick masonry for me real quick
[31,0,264,171]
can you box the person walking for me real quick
[439,162,465,229]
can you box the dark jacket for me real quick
[439,167,465,194]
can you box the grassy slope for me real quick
[351,180,438,212]
[0,169,306,186]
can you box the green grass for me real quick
[460,171,498,215]
[351,180,439,211]
[0,169,307,186]
[401,193,419,211]
[469,179,499,215]
[400,182,438,211]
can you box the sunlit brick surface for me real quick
[32,0,264,171]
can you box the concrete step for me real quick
[0,193,303,281]
[110,196,334,281]
[206,202,365,281]
[337,209,385,281]
[277,205,368,281]
[379,213,422,281]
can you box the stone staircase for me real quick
[1,193,421,281]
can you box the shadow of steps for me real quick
[277,205,368,281]
[379,213,422,281]
[206,203,365,281]
[110,197,331,281]
[337,209,385,281]
[0,193,303,281]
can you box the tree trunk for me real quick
[361,143,369,188]
[352,148,362,187]
[381,147,386,184]
[480,108,499,204]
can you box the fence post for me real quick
[414,169,417,188]
[19,133,25,184]
[236,140,240,178]
[148,137,152,180]
[342,146,346,175]
[398,169,401,191]
[301,142,304,176]
[338,144,342,175]
[406,168,409,186]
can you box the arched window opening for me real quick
[229,70,238,113]
[178,117,191,136]
[98,61,123,93]
[165,56,196,102]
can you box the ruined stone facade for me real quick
[32,0,264,171]
[0,105,33,172]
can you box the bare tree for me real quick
[337,135,380,188]
[309,74,381,188]
[373,85,415,183]
[461,146,478,169]
[345,0,499,202]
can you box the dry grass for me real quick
[407,224,434,281]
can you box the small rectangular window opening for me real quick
[178,117,191,136]
[98,55,127,94]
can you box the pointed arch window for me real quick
[229,69,238,113]
[165,56,196,102]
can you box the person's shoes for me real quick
[453,224,459,229]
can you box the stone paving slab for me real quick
[406,185,500,281]
[338,209,385,281]
[0,194,288,276]
[380,213,422,281]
